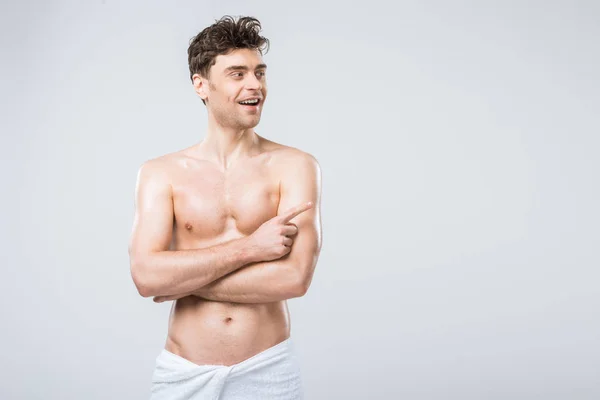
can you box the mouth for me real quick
[237,98,262,109]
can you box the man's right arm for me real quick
[127,160,258,298]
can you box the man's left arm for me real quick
[153,151,322,304]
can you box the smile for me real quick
[237,98,262,108]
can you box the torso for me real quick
[160,136,292,366]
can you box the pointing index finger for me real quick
[280,201,313,223]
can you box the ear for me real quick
[192,73,208,101]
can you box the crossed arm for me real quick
[129,151,322,304]
[153,255,306,304]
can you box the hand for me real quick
[246,201,313,262]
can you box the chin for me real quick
[239,117,261,129]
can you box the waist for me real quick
[164,297,290,365]
[169,295,290,321]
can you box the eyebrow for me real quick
[223,63,268,73]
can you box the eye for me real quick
[231,72,243,78]
[256,71,266,77]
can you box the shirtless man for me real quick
[128,16,322,399]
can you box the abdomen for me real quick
[164,296,290,366]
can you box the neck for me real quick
[200,111,259,169]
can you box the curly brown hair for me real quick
[188,15,270,104]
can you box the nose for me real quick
[245,73,263,91]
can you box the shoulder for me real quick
[262,138,320,171]
[266,144,321,186]
[135,152,181,189]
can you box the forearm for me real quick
[193,258,302,303]
[153,258,302,304]
[131,237,258,297]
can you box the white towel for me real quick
[150,337,304,400]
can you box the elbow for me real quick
[294,256,318,297]
[131,268,153,298]
[130,256,155,298]
[291,272,312,298]
[292,284,308,298]
[291,253,319,298]
[135,281,154,298]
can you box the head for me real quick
[188,16,270,129]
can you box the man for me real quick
[128,15,322,400]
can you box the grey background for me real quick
[2,0,599,399]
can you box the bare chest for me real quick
[171,159,280,242]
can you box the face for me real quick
[193,48,268,129]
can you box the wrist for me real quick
[240,235,260,264]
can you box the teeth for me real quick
[240,99,259,105]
